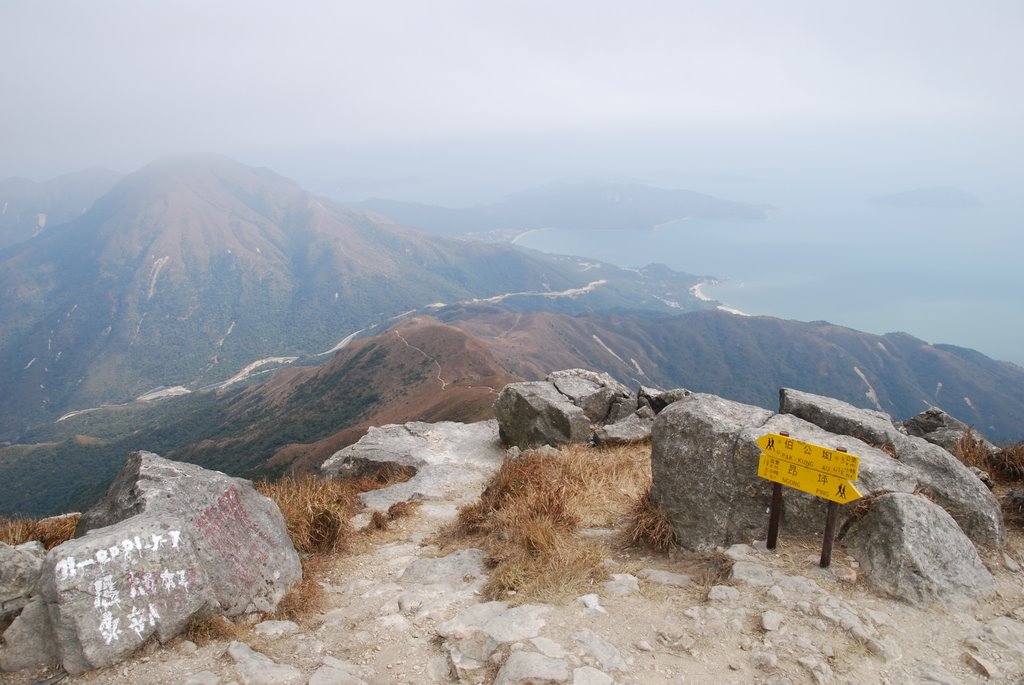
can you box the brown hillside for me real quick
[206,317,519,475]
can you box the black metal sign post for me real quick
[766,482,783,550]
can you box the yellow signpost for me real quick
[755,431,864,568]
[755,433,862,504]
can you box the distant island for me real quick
[355,181,773,238]
[866,186,983,209]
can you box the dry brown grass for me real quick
[440,443,650,603]
[182,615,243,645]
[626,487,677,551]
[992,443,1024,482]
[953,428,991,471]
[255,464,414,555]
[256,475,359,555]
[0,513,80,549]
[269,557,328,622]
[366,500,422,532]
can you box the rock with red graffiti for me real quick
[0,451,302,676]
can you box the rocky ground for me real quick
[6,471,1024,685]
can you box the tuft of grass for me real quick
[269,557,328,622]
[366,500,422,532]
[257,464,416,554]
[953,428,990,471]
[0,513,80,549]
[183,615,242,645]
[992,443,1024,482]
[256,475,359,555]
[626,487,677,551]
[440,443,650,603]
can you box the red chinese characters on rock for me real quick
[193,485,274,590]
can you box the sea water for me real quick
[515,200,1024,366]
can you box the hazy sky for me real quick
[2,1,1022,198]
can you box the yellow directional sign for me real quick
[756,433,860,481]
[758,453,862,504]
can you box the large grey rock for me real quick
[548,369,634,424]
[321,420,505,510]
[780,388,1006,546]
[31,451,300,675]
[650,394,921,550]
[593,412,652,445]
[650,393,773,550]
[779,387,904,447]
[0,596,57,672]
[843,493,993,608]
[0,541,44,621]
[40,513,219,674]
[902,407,1000,456]
[493,382,591,448]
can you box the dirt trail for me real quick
[9,481,1024,685]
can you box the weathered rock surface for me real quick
[0,540,44,621]
[494,651,569,685]
[638,386,691,414]
[493,381,592,448]
[437,601,550,674]
[842,493,994,607]
[227,640,303,685]
[781,388,1006,546]
[321,420,505,510]
[7,451,301,675]
[593,412,652,445]
[0,596,57,672]
[547,368,634,424]
[650,393,773,550]
[903,406,1000,456]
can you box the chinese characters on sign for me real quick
[755,433,861,504]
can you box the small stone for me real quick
[761,610,784,632]
[227,641,303,685]
[575,629,629,672]
[573,665,613,685]
[751,652,778,670]
[724,543,756,560]
[180,640,199,654]
[604,573,640,596]
[730,561,773,586]
[493,651,570,685]
[797,655,833,685]
[576,593,607,615]
[253,620,299,638]
[707,585,740,601]
[637,568,692,588]
[531,636,567,658]
[308,666,368,685]
[964,651,1000,679]
[866,638,901,662]
[766,585,786,602]
[682,607,701,621]
[1004,552,1022,573]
